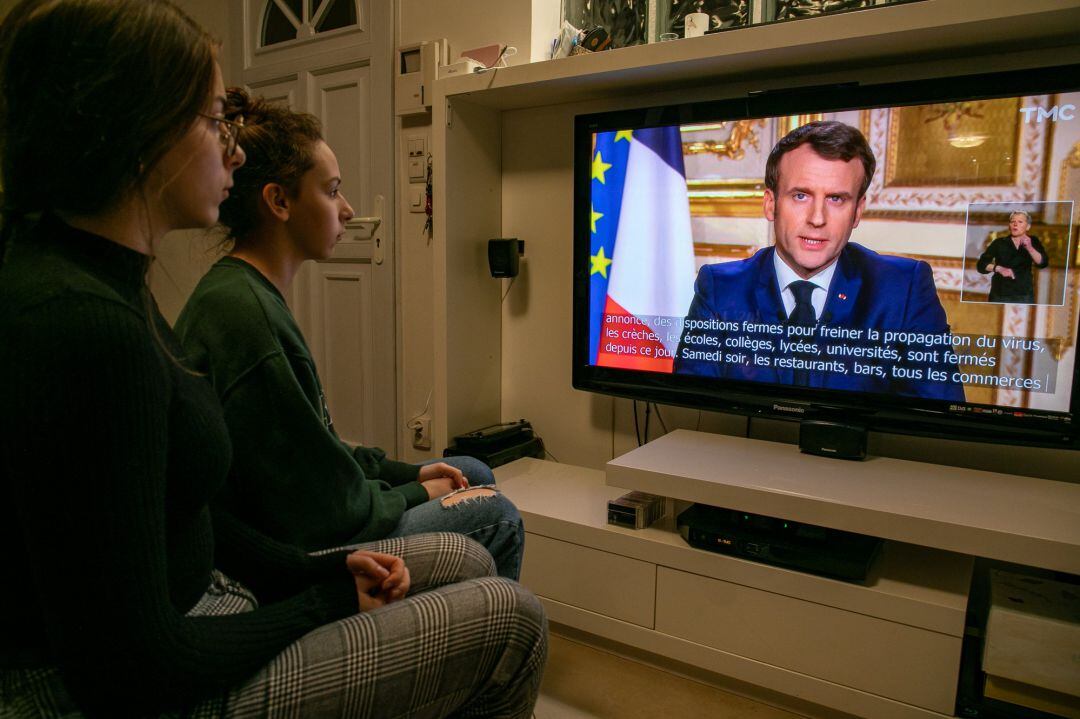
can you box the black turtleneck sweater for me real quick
[0,215,359,715]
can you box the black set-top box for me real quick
[677,503,882,582]
[444,419,545,468]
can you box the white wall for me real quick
[395,109,436,462]
[394,0,561,460]
[398,0,560,64]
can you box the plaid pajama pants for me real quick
[0,532,547,718]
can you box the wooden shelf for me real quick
[437,0,1080,110]
[606,430,1080,574]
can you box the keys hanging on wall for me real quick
[424,154,433,239]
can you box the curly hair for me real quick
[217,87,324,247]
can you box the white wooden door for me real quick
[234,0,396,453]
[309,261,376,443]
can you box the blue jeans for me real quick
[433,455,496,488]
[384,456,525,580]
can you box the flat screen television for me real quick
[573,64,1080,449]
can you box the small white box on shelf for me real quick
[438,58,482,80]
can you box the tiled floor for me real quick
[535,632,806,719]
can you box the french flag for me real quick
[589,127,696,372]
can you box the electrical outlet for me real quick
[412,417,432,450]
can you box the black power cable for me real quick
[633,400,642,446]
[652,403,668,434]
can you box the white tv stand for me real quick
[610,430,1080,574]
[495,431,1080,719]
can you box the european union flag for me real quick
[589,130,632,363]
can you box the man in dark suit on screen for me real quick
[674,121,964,401]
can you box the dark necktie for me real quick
[787,280,816,388]
[788,280,817,326]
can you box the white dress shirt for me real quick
[772,251,838,322]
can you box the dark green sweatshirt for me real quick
[0,215,359,715]
[174,257,426,552]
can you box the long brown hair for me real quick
[0,0,217,258]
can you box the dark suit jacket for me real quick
[673,243,965,401]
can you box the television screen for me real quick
[573,65,1080,447]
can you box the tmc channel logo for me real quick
[1019,104,1076,123]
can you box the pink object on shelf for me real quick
[461,44,504,68]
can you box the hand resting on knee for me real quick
[419,462,470,500]
[346,550,411,611]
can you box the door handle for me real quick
[341,196,385,264]
[349,216,381,231]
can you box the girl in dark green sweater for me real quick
[174,89,525,579]
[0,2,544,716]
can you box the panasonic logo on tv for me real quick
[1019,104,1076,123]
[772,404,805,415]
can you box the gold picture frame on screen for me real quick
[860,96,1053,222]
[687,178,766,218]
[885,99,1022,186]
[682,119,769,220]
[1045,141,1080,361]
[684,116,821,220]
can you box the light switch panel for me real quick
[408,187,425,213]
[407,156,425,182]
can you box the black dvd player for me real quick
[676,503,882,581]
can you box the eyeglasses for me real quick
[198,112,244,157]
